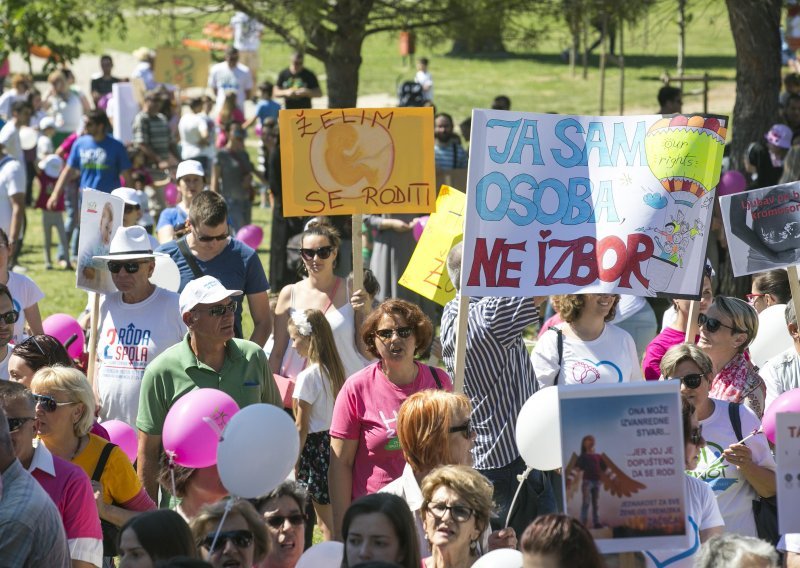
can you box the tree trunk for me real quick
[725,0,782,172]
[324,39,364,109]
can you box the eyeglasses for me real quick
[7,417,34,433]
[300,246,334,261]
[375,326,413,340]
[265,514,306,529]
[426,502,474,523]
[194,301,238,317]
[33,394,78,413]
[107,261,149,274]
[201,530,254,551]
[667,373,704,389]
[449,419,474,439]
[0,310,19,325]
[746,293,766,304]
[698,313,743,334]
[690,425,703,446]
[193,227,229,242]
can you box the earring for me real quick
[469,539,478,553]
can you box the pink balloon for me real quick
[42,314,85,359]
[413,216,429,241]
[102,420,138,463]
[236,224,264,250]
[164,183,179,206]
[763,388,800,444]
[162,389,240,468]
[717,170,747,197]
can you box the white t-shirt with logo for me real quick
[7,272,45,345]
[532,323,643,387]
[231,12,264,52]
[687,399,776,537]
[292,362,335,433]
[644,475,724,568]
[208,62,253,113]
[97,287,185,425]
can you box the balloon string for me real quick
[209,498,236,555]
[505,466,532,528]
[704,427,762,470]
[202,416,225,441]
[168,454,177,502]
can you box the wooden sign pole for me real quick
[86,292,101,386]
[685,300,700,343]
[351,215,364,293]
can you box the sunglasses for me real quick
[0,310,19,325]
[194,301,238,317]
[33,393,79,413]
[265,514,305,529]
[375,326,413,340]
[300,246,334,261]
[449,419,474,439]
[107,261,149,274]
[7,416,34,433]
[201,530,254,551]
[667,373,704,389]
[690,425,703,446]
[194,228,229,242]
[698,313,742,334]
[426,502,474,523]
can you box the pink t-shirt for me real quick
[642,326,689,381]
[330,361,452,499]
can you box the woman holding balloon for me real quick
[659,343,775,538]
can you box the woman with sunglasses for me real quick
[420,465,494,568]
[532,294,642,387]
[118,509,199,567]
[190,499,269,568]
[643,392,724,568]
[270,221,371,399]
[330,299,452,541]
[30,365,156,560]
[383,390,516,558]
[252,481,307,568]
[643,269,713,380]
[659,344,776,538]
[697,296,766,417]
[0,228,44,345]
[341,493,420,568]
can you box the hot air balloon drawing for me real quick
[644,115,727,207]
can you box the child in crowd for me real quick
[288,308,346,542]
[244,81,281,134]
[130,172,155,234]
[216,90,245,148]
[36,116,56,161]
[35,155,71,270]
[128,147,166,230]
[781,72,800,108]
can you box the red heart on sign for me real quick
[540,230,552,239]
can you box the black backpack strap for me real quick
[551,327,564,386]
[177,236,204,279]
[428,365,443,390]
[91,442,117,482]
[728,401,743,441]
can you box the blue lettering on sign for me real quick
[550,118,647,167]
[486,119,544,165]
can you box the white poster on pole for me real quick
[777,412,800,533]
[76,189,124,294]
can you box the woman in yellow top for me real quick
[31,366,156,556]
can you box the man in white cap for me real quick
[93,226,185,426]
[135,274,281,500]
[156,160,205,244]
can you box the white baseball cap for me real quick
[93,226,155,261]
[176,160,205,180]
[37,154,64,179]
[39,116,56,131]
[111,187,140,207]
[179,275,242,315]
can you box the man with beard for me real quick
[434,112,468,170]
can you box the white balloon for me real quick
[150,253,181,292]
[472,548,523,568]
[749,303,792,369]
[515,386,562,471]
[217,404,300,498]
[296,541,343,568]
[19,126,37,151]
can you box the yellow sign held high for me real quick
[154,47,210,88]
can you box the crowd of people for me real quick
[0,14,798,568]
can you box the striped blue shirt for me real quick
[441,295,539,470]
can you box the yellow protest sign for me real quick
[279,107,436,217]
[154,47,211,88]
[399,186,466,305]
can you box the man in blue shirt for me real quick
[47,109,131,208]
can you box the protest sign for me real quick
[560,381,687,553]
[76,189,124,294]
[718,181,800,276]
[460,110,726,298]
[279,107,436,217]
[776,412,800,533]
[399,185,465,305]
[111,82,138,146]
[154,46,211,88]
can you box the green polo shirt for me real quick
[136,333,282,435]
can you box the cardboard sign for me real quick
[279,107,436,217]
[76,189,124,294]
[460,110,726,298]
[776,412,800,533]
[154,46,211,88]
[111,82,138,146]
[560,381,688,553]
[718,181,800,276]
[399,186,465,305]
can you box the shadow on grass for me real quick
[444,51,736,71]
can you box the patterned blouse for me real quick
[709,352,766,418]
